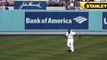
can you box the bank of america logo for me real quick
[73,16,87,24]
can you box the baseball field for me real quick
[0,36,107,60]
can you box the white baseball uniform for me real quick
[65,31,76,52]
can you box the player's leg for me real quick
[67,39,70,48]
[70,39,74,52]
[67,39,71,52]
[70,42,74,52]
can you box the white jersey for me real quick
[66,31,76,39]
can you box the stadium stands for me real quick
[47,0,64,6]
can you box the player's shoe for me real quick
[68,50,71,52]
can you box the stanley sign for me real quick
[80,2,107,10]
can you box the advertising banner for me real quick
[102,12,107,29]
[25,12,89,29]
[80,2,107,10]
[14,1,46,10]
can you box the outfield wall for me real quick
[0,10,107,35]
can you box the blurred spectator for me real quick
[5,0,9,10]
[69,1,75,10]
[48,0,64,6]
[0,1,5,10]
[64,0,76,10]
[64,0,70,10]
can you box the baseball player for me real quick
[65,29,76,52]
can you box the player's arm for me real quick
[65,36,67,41]
[65,32,68,41]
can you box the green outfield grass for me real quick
[0,36,107,60]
